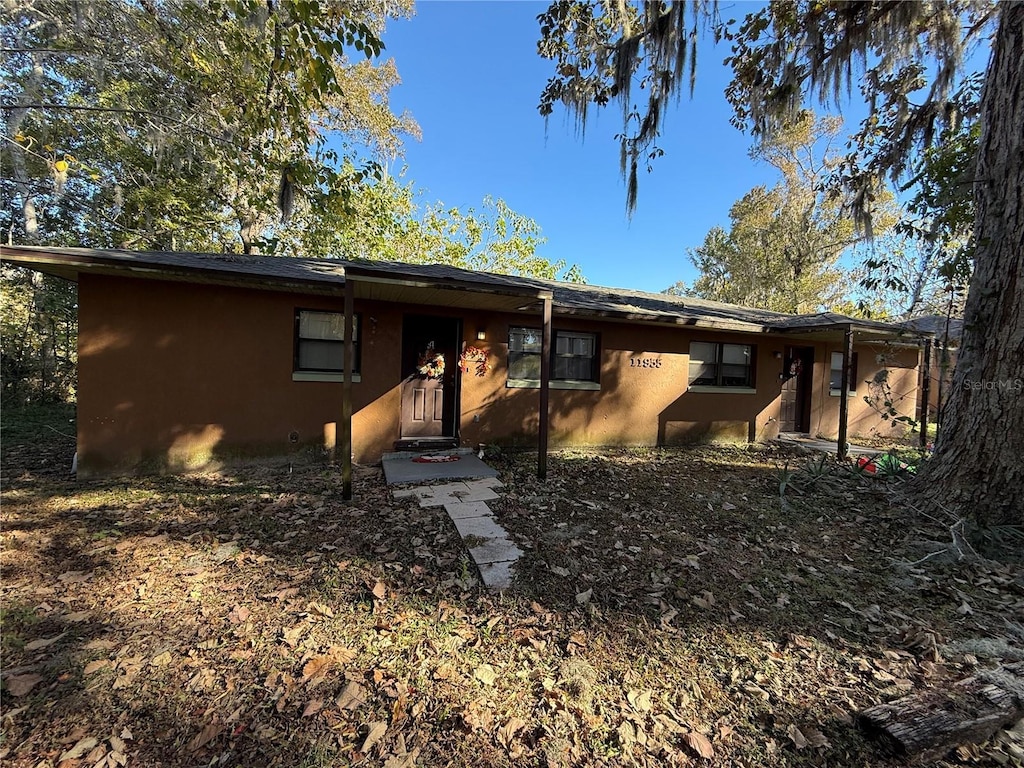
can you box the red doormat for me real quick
[412,455,461,463]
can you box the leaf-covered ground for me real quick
[2,413,1022,767]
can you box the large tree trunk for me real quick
[915,3,1024,527]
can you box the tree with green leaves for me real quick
[538,1,1021,526]
[672,112,856,313]
[277,173,586,281]
[2,0,416,252]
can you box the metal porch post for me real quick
[538,295,552,479]
[837,326,853,462]
[919,338,932,449]
[342,279,354,500]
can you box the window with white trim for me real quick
[829,351,858,394]
[295,310,359,374]
[508,327,599,384]
[688,341,755,388]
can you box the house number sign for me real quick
[629,356,662,369]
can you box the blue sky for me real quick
[378,1,782,293]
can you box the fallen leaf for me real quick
[83,660,112,676]
[626,689,653,712]
[371,580,387,600]
[803,726,830,748]
[617,720,636,749]
[58,737,99,762]
[282,624,306,647]
[6,674,43,696]
[497,717,527,757]
[474,664,497,686]
[685,731,715,759]
[302,699,324,717]
[361,720,388,753]
[307,602,334,618]
[24,632,67,651]
[336,680,368,710]
[150,651,173,666]
[575,588,593,605]
[63,610,92,622]
[328,645,356,664]
[228,605,251,624]
[550,566,570,577]
[187,722,224,752]
[787,723,809,750]
[302,655,334,688]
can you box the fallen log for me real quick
[859,661,1024,762]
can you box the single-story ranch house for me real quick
[1,246,930,491]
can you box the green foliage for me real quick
[1,0,417,251]
[0,264,76,404]
[276,174,586,281]
[674,113,858,312]
[537,1,995,230]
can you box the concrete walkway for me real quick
[392,477,522,591]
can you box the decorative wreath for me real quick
[459,346,492,377]
[417,343,445,380]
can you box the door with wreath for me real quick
[400,315,460,438]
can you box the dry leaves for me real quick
[684,731,715,759]
[5,673,43,696]
[361,720,388,753]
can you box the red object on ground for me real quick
[857,456,878,474]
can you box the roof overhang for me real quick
[775,321,931,345]
[0,245,551,313]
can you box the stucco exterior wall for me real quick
[76,275,922,474]
[77,274,405,473]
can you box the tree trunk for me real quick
[859,662,1024,761]
[914,3,1024,527]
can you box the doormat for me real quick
[412,454,461,463]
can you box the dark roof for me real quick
[0,245,921,338]
[897,314,963,342]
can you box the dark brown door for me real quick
[780,346,813,433]
[400,315,460,438]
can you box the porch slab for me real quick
[382,449,499,485]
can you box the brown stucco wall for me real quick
[808,341,922,441]
[77,274,406,474]
[76,275,922,474]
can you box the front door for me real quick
[400,315,460,438]
[780,346,813,433]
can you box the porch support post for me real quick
[342,279,355,500]
[538,295,552,479]
[919,337,932,449]
[837,326,853,462]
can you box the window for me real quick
[829,351,858,395]
[294,310,359,379]
[688,341,755,388]
[508,327,599,387]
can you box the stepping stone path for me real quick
[392,478,522,590]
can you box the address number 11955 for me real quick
[629,357,662,368]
